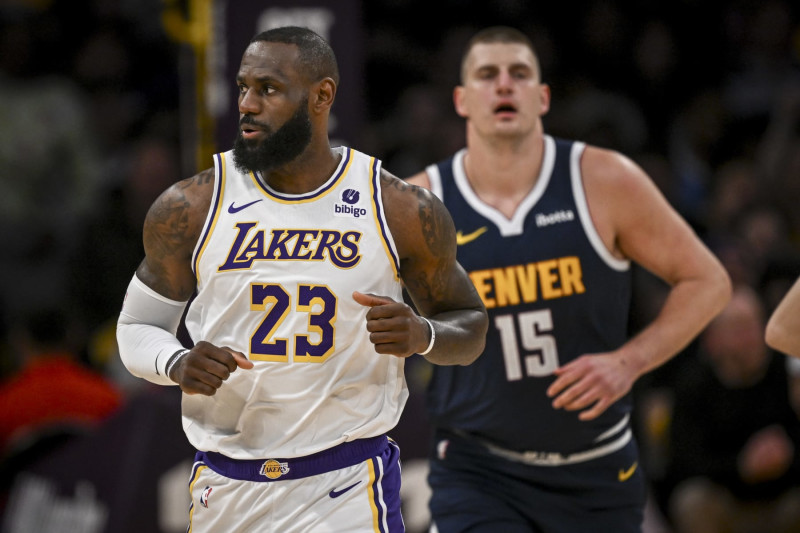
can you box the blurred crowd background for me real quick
[0,0,799,532]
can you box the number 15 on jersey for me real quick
[496,309,559,381]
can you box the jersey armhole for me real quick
[191,152,226,283]
[570,143,630,272]
[371,158,401,280]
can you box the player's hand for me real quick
[547,352,636,421]
[353,291,432,358]
[169,340,254,395]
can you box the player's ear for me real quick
[453,85,468,118]
[311,78,336,114]
[538,83,551,116]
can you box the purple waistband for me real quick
[195,435,387,482]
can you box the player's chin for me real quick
[492,121,523,135]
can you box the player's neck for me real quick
[463,132,545,219]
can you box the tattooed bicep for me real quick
[138,170,213,298]
[144,170,213,256]
[416,191,456,260]
[381,170,454,258]
[380,170,462,312]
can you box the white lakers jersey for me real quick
[183,146,408,459]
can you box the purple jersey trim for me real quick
[194,435,387,482]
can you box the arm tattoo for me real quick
[410,188,454,307]
[381,173,444,254]
[381,171,460,310]
[148,170,213,256]
[147,193,191,258]
[140,171,212,297]
[417,188,442,254]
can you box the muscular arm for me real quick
[604,149,731,374]
[136,168,215,299]
[118,168,253,394]
[550,147,732,420]
[766,276,800,357]
[378,168,488,365]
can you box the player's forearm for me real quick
[766,278,800,357]
[622,269,731,377]
[766,321,800,359]
[117,274,189,385]
[420,308,488,366]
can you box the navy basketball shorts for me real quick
[188,436,404,532]
[428,430,645,533]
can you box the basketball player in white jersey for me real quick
[116,26,488,533]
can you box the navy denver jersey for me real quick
[425,135,632,456]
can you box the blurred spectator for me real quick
[754,84,800,243]
[665,88,729,227]
[367,83,464,177]
[0,11,104,326]
[0,305,123,518]
[69,132,183,395]
[69,133,181,337]
[557,83,650,153]
[0,306,123,462]
[705,158,758,237]
[661,285,800,533]
[721,0,800,125]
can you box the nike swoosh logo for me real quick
[228,199,263,214]
[328,480,362,498]
[618,461,638,482]
[456,227,488,246]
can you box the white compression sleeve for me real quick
[117,274,189,386]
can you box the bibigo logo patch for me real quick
[334,188,368,219]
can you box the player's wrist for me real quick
[166,348,191,381]
[418,317,436,355]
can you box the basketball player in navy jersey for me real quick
[405,26,731,532]
[116,26,487,532]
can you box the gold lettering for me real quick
[515,263,538,303]
[470,270,496,309]
[493,267,520,307]
[468,257,584,309]
[537,260,562,299]
[558,256,585,296]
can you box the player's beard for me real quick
[232,98,312,174]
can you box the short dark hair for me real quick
[250,26,340,85]
[460,26,540,83]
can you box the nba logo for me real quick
[200,486,213,508]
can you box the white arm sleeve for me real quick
[116,274,190,386]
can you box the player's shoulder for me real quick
[579,143,650,190]
[154,166,214,210]
[144,166,216,238]
[379,166,454,256]
[379,167,437,214]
